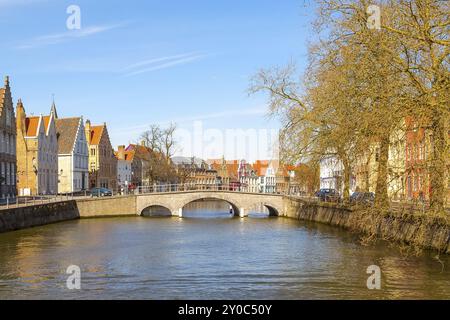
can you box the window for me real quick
[406,176,412,198]
[413,175,418,192]
[5,133,9,154]
[419,141,425,160]
[0,162,4,185]
[6,108,11,126]
[6,163,10,186]
[0,132,3,153]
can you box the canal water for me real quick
[0,200,449,299]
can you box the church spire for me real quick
[50,95,58,119]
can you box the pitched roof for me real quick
[206,158,222,166]
[251,160,270,176]
[25,116,40,136]
[124,151,135,161]
[0,88,4,118]
[89,125,104,145]
[55,117,80,154]
[24,114,53,137]
[226,161,239,179]
[115,150,135,162]
[42,115,51,133]
[0,88,4,105]
[125,144,155,160]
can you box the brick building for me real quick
[16,100,58,195]
[0,76,17,199]
[85,120,117,191]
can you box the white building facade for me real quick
[259,161,277,193]
[319,155,355,195]
[115,145,132,193]
[117,159,132,191]
[56,116,89,193]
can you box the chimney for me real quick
[85,119,91,144]
[140,140,146,147]
[4,76,9,88]
[117,145,125,160]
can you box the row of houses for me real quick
[171,157,301,194]
[1,76,178,197]
[319,120,450,203]
[0,76,120,198]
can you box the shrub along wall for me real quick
[283,197,450,254]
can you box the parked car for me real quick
[90,187,112,197]
[315,189,339,202]
[350,192,375,205]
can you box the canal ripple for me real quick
[0,209,449,299]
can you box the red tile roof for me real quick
[251,160,270,176]
[115,150,135,162]
[25,116,40,136]
[89,125,104,145]
[43,115,51,133]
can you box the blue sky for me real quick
[0,0,316,160]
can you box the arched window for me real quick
[6,108,11,126]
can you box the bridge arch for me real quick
[246,202,281,217]
[263,204,280,217]
[141,204,172,217]
[179,196,242,217]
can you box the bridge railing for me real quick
[0,193,92,210]
[134,183,288,195]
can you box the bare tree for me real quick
[251,0,449,211]
[138,123,179,184]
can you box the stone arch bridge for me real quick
[136,190,285,217]
[74,190,308,219]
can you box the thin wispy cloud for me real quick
[16,23,125,49]
[122,52,200,71]
[123,52,207,77]
[23,52,205,75]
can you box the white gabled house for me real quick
[55,110,89,193]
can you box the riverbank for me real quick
[0,201,79,233]
[0,197,137,233]
[283,197,450,254]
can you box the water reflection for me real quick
[182,199,270,218]
[142,205,172,217]
[182,199,234,218]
